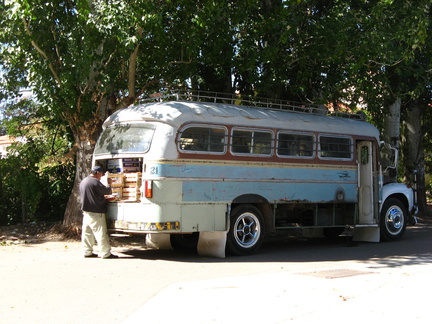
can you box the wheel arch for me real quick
[381,183,415,215]
[381,193,409,214]
[231,194,273,233]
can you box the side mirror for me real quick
[379,141,398,172]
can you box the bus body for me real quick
[93,93,417,257]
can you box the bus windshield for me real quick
[94,123,156,155]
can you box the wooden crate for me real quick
[107,173,124,187]
[106,188,122,201]
[122,186,141,201]
[124,172,142,187]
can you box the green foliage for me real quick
[0,147,74,226]
[3,0,429,119]
[0,98,74,226]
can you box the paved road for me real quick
[1,223,431,323]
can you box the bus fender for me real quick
[145,233,173,250]
[197,231,227,258]
[380,183,414,214]
[231,194,272,232]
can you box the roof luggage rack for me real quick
[139,90,365,121]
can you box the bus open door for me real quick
[354,141,380,242]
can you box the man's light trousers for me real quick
[82,211,111,258]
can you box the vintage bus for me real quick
[93,92,418,257]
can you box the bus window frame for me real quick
[177,124,228,155]
[318,134,354,161]
[230,127,274,157]
[276,131,316,159]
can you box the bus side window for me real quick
[178,126,226,153]
[278,133,314,157]
[231,129,272,155]
[319,135,353,159]
[232,130,250,153]
[361,145,369,164]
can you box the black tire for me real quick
[380,198,407,242]
[226,205,265,256]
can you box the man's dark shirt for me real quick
[79,176,112,213]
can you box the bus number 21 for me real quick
[149,166,158,175]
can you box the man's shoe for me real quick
[103,254,119,259]
[84,253,98,258]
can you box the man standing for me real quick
[79,166,118,259]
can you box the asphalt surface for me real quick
[124,253,432,323]
[1,223,431,324]
[123,266,432,323]
[124,224,432,324]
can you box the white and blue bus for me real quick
[93,92,418,257]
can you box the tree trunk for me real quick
[63,119,103,226]
[382,97,401,182]
[402,104,428,214]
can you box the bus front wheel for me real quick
[380,198,407,242]
[226,205,265,256]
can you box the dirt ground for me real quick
[0,222,65,245]
[0,221,147,248]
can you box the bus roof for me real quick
[103,100,380,139]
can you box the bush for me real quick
[0,133,74,226]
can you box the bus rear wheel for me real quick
[226,205,265,256]
[380,198,407,242]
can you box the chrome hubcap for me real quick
[234,212,261,248]
[385,206,404,234]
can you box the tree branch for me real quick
[22,17,62,87]
[135,79,160,99]
[128,27,143,99]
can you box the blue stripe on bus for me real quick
[148,162,358,203]
[182,181,357,202]
[152,162,356,183]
